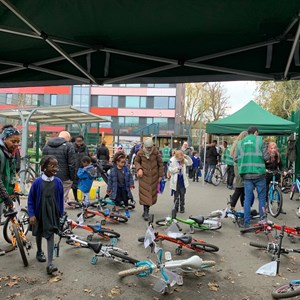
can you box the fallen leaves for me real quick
[48,276,61,283]
[108,286,122,298]
[208,281,219,291]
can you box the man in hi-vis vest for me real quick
[235,126,270,228]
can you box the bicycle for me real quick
[18,155,39,194]
[281,168,294,194]
[65,215,120,240]
[3,192,30,244]
[289,176,300,200]
[138,222,219,255]
[76,202,128,224]
[272,280,300,299]
[211,163,228,186]
[4,199,32,266]
[155,204,222,234]
[266,170,283,218]
[120,224,215,294]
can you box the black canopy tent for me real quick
[0,1,300,87]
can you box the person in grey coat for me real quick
[42,131,76,207]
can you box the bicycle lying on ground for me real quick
[267,170,283,218]
[120,224,215,294]
[272,280,300,299]
[155,203,222,233]
[4,197,32,266]
[76,202,128,224]
[138,222,219,255]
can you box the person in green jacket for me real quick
[235,126,269,228]
[222,141,234,189]
[162,142,171,179]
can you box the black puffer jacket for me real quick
[42,137,76,182]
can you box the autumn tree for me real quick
[255,81,300,119]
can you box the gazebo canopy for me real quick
[206,101,296,135]
[0,1,300,87]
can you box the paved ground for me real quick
[1,178,300,300]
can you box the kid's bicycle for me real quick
[155,205,222,234]
[138,223,219,255]
[4,199,32,266]
[76,202,128,224]
[267,170,283,218]
[272,280,300,299]
[120,224,216,294]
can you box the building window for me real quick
[50,94,57,106]
[153,96,168,109]
[125,96,140,108]
[6,94,12,104]
[97,95,118,108]
[169,97,175,109]
[125,116,139,126]
[72,85,90,111]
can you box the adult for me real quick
[229,131,248,209]
[134,138,163,221]
[222,141,235,189]
[204,140,219,184]
[162,142,171,178]
[42,131,76,207]
[235,126,269,228]
[96,140,110,164]
[181,141,192,178]
[0,127,20,255]
[72,135,89,201]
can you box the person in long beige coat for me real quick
[134,138,164,221]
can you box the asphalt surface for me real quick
[1,178,300,300]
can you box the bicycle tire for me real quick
[272,282,300,299]
[109,213,128,223]
[211,168,222,186]
[108,250,139,264]
[290,185,295,200]
[268,186,283,218]
[76,211,95,220]
[3,209,30,244]
[19,170,36,194]
[67,201,82,209]
[249,242,268,249]
[155,219,171,226]
[98,229,120,239]
[190,242,219,253]
[138,237,145,243]
[118,265,150,277]
[12,223,28,267]
[240,225,264,234]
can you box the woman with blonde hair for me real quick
[229,131,248,209]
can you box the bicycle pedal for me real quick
[176,275,183,286]
[164,251,172,261]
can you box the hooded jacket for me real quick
[42,137,76,182]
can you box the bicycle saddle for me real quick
[87,224,102,233]
[189,216,204,225]
[176,235,192,244]
[4,210,17,218]
[87,242,102,254]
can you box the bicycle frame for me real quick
[290,178,300,200]
[267,170,283,218]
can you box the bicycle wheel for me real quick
[118,265,150,277]
[108,250,140,264]
[272,282,300,299]
[76,211,95,220]
[240,225,263,234]
[67,201,82,209]
[268,186,283,218]
[211,168,222,186]
[190,242,219,253]
[3,209,29,244]
[290,185,295,200]
[155,219,170,226]
[98,229,120,239]
[109,213,128,223]
[12,223,28,267]
[19,170,36,194]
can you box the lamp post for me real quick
[198,83,207,152]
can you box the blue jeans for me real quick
[243,176,266,225]
[205,165,216,182]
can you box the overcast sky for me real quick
[223,81,258,114]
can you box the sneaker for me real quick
[36,251,46,262]
[180,208,185,213]
[239,224,250,229]
[46,264,58,275]
[124,210,131,218]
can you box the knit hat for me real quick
[144,138,153,148]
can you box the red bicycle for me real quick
[138,231,219,255]
[240,220,300,243]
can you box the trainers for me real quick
[36,251,46,262]
[124,210,131,218]
[180,208,185,213]
[239,224,250,229]
[46,264,58,275]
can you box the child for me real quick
[191,151,201,182]
[168,150,193,213]
[77,156,97,206]
[27,155,64,275]
[106,152,134,218]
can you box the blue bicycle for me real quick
[267,170,283,218]
[290,176,300,201]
